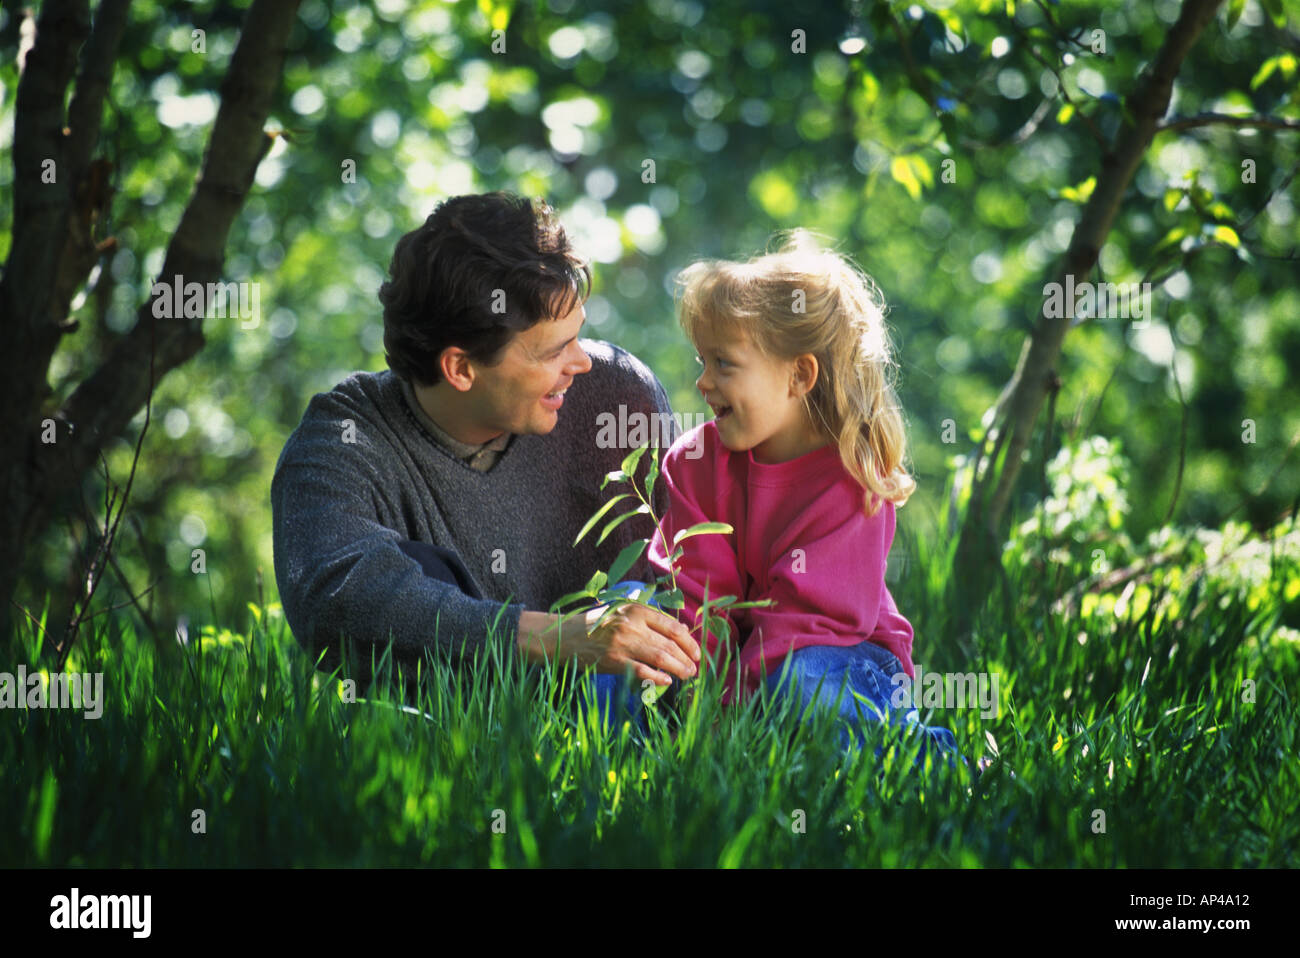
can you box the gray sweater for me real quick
[270,339,680,679]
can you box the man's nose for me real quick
[568,341,593,375]
[696,369,712,393]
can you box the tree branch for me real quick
[974,0,1226,538]
[25,0,302,557]
[1157,112,1300,134]
[2,0,90,413]
[1007,17,1108,149]
[50,0,131,327]
[65,0,130,182]
[56,309,153,671]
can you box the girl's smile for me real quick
[692,321,828,464]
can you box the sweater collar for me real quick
[742,439,840,485]
[397,375,512,467]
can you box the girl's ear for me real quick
[792,354,819,397]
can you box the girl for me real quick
[647,231,965,768]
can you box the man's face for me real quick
[468,299,592,437]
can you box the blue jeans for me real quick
[765,640,965,772]
[578,586,966,773]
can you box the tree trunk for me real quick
[0,0,303,640]
[953,0,1225,614]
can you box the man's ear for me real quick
[439,347,476,392]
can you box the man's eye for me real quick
[715,357,729,368]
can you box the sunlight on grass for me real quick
[2,526,1298,866]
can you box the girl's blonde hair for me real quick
[677,230,916,516]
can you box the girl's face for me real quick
[693,321,826,464]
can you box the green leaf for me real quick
[620,444,647,478]
[908,154,933,188]
[934,7,962,35]
[1209,224,1240,248]
[1058,175,1096,203]
[478,0,512,32]
[1206,201,1236,221]
[859,70,880,108]
[549,590,594,613]
[645,447,660,505]
[1226,0,1245,31]
[705,614,732,641]
[1252,59,1276,88]
[607,538,648,585]
[573,494,630,545]
[728,599,777,610]
[597,503,652,546]
[671,521,734,547]
[600,469,627,491]
[890,156,922,200]
[657,589,685,610]
[32,770,58,863]
[1250,54,1295,90]
[1162,188,1183,213]
[583,569,608,594]
[643,681,671,705]
[1153,224,1191,254]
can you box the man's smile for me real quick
[541,380,572,409]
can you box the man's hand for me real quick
[517,603,700,686]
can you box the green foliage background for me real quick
[1,0,1297,633]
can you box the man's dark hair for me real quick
[379,192,592,385]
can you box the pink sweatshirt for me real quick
[647,421,914,706]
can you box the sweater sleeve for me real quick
[646,440,745,675]
[270,397,524,676]
[868,580,915,678]
[736,497,907,699]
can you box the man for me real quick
[271,192,700,698]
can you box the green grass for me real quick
[3,531,1298,867]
